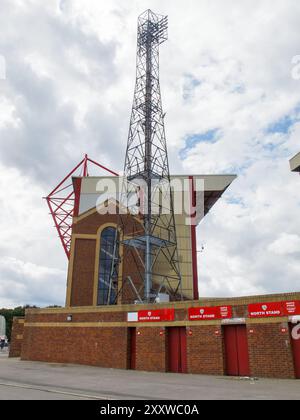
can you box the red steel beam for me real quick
[45,154,118,259]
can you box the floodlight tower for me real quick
[111,10,182,303]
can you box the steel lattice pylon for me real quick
[109,10,183,304]
[45,154,118,259]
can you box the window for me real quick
[97,227,119,305]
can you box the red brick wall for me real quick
[70,239,96,307]
[21,326,128,369]
[135,327,167,372]
[73,212,142,236]
[119,247,145,304]
[18,320,298,379]
[247,322,295,379]
[187,325,225,375]
[9,317,25,358]
[25,311,126,324]
[11,292,300,379]
[70,211,145,306]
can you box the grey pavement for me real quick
[0,353,299,400]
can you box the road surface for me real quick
[0,353,299,400]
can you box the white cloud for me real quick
[1,0,300,306]
[0,163,67,307]
[268,233,300,255]
[0,256,66,308]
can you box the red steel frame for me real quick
[189,176,199,300]
[45,154,118,259]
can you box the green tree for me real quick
[0,306,37,341]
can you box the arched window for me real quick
[97,227,119,305]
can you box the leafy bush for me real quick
[0,306,36,341]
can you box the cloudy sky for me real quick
[1,0,300,307]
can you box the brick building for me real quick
[9,174,300,379]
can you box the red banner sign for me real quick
[249,301,300,318]
[282,301,300,316]
[248,302,282,318]
[188,306,232,321]
[138,308,175,322]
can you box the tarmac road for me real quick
[0,353,299,400]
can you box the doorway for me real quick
[128,328,136,370]
[290,323,300,379]
[167,327,187,373]
[223,325,250,377]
